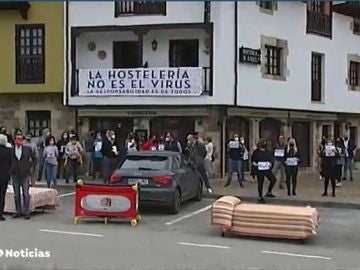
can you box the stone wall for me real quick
[0,94,75,138]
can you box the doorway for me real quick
[89,117,133,157]
[169,39,199,67]
[259,118,281,151]
[113,41,140,68]
[292,121,310,167]
[150,117,195,147]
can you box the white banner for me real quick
[78,67,204,97]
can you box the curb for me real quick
[203,193,360,210]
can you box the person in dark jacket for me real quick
[11,131,36,219]
[320,139,339,197]
[101,130,119,184]
[225,134,244,188]
[284,138,301,196]
[187,134,212,193]
[342,133,356,182]
[164,132,182,152]
[251,139,276,203]
[0,134,12,221]
[335,138,345,187]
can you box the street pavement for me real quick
[1,186,360,270]
[208,171,360,208]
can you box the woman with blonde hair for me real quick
[284,137,301,196]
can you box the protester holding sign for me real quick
[225,134,244,188]
[272,135,286,189]
[320,139,339,197]
[284,138,300,196]
[251,139,276,203]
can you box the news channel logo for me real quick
[0,248,51,259]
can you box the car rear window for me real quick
[120,155,170,171]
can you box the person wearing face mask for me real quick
[142,134,158,151]
[157,136,165,151]
[187,134,213,193]
[0,126,13,147]
[335,138,345,187]
[125,132,137,153]
[24,133,39,187]
[57,131,69,179]
[204,137,214,178]
[101,130,119,184]
[342,133,356,182]
[92,131,103,180]
[320,139,339,197]
[43,136,59,188]
[251,139,276,203]
[317,136,326,180]
[82,130,95,177]
[284,138,300,196]
[272,135,286,189]
[11,131,36,219]
[37,128,51,182]
[65,134,83,183]
[225,134,244,188]
[240,137,250,182]
[164,132,182,152]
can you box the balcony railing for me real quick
[72,67,212,97]
[115,1,166,16]
[306,10,332,38]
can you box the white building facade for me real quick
[65,1,360,176]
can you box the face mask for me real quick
[26,138,31,142]
[240,139,245,144]
[326,142,332,146]
[290,144,294,147]
[97,136,102,140]
[111,135,115,139]
[345,137,348,140]
[165,137,170,142]
[187,140,191,145]
[63,135,68,139]
[234,137,239,141]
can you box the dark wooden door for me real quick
[113,41,140,68]
[259,118,281,151]
[292,121,310,167]
[169,39,199,67]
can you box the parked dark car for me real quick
[109,151,203,214]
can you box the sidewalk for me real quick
[206,172,360,209]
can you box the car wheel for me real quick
[194,180,203,201]
[170,188,181,214]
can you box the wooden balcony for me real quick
[333,2,360,18]
[115,1,166,17]
[0,1,30,20]
[306,10,332,38]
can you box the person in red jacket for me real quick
[142,134,157,151]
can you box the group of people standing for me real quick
[225,132,356,203]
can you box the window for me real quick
[120,155,170,171]
[306,2,332,38]
[169,39,199,67]
[115,1,166,16]
[349,61,360,87]
[353,19,360,35]
[172,157,180,171]
[16,24,45,83]
[265,45,282,76]
[259,1,273,10]
[26,111,51,137]
[311,53,323,102]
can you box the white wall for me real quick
[67,2,236,107]
[69,1,204,27]
[76,29,210,69]
[237,2,360,114]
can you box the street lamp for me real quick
[151,39,158,51]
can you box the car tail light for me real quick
[110,174,122,183]
[153,175,172,185]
